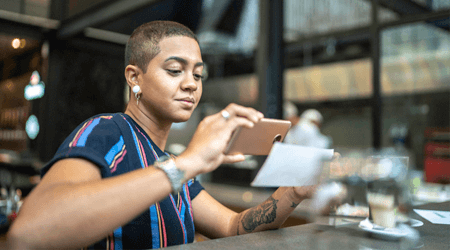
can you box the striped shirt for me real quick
[41,113,204,249]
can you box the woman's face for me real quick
[139,36,203,123]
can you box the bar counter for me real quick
[165,201,450,250]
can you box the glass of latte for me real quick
[363,156,410,228]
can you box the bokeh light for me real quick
[26,115,40,140]
[20,39,26,48]
[12,38,20,49]
[242,191,253,203]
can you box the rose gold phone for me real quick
[224,118,292,155]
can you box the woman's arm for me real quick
[7,156,200,249]
[192,153,344,239]
[7,158,172,249]
[192,186,314,239]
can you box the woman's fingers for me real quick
[220,110,231,121]
[222,154,246,164]
[183,103,264,175]
[221,103,264,124]
[332,152,341,160]
[217,104,264,136]
[294,185,317,199]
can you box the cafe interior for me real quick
[0,0,449,249]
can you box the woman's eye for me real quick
[167,69,181,75]
[194,74,203,80]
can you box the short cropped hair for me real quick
[125,21,199,73]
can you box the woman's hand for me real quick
[294,152,341,209]
[177,103,264,178]
[293,185,317,200]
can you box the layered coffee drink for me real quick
[367,192,396,228]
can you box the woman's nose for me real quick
[181,75,198,91]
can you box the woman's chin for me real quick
[172,114,191,123]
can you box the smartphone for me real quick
[224,118,292,155]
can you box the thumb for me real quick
[222,154,246,164]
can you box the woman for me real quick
[7,21,322,249]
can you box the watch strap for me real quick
[154,155,185,193]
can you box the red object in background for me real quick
[8,211,17,223]
[424,128,450,184]
[425,157,450,183]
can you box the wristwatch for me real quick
[153,155,185,193]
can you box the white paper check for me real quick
[414,209,450,225]
[251,143,334,187]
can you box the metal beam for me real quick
[84,27,129,44]
[57,0,160,39]
[378,0,449,32]
[257,0,284,119]
[371,0,382,149]
[0,9,59,30]
[378,0,429,15]
[379,8,450,30]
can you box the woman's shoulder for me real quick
[65,113,126,146]
[76,113,126,130]
[42,113,128,177]
[84,112,123,122]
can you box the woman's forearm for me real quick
[231,187,307,236]
[7,166,173,249]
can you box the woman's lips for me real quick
[177,98,195,107]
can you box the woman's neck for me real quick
[124,105,171,151]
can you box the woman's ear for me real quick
[125,65,139,88]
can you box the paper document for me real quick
[251,143,334,187]
[413,209,450,225]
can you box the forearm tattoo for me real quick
[240,196,279,233]
[290,202,299,208]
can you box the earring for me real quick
[132,85,140,105]
[132,85,140,93]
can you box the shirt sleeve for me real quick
[187,178,204,200]
[41,115,121,178]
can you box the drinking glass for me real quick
[363,156,410,228]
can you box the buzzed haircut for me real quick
[125,20,199,73]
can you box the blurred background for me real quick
[0,0,449,231]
